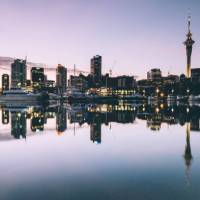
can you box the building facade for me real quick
[31,67,45,89]
[11,59,27,89]
[68,74,88,92]
[191,68,200,83]
[2,74,9,91]
[147,68,162,81]
[91,55,102,79]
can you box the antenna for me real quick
[188,9,191,33]
[25,55,27,63]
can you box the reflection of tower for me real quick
[11,111,26,139]
[56,107,67,134]
[184,123,193,184]
[90,114,101,144]
[2,110,9,124]
[56,64,67,95]
[184,14,195,78]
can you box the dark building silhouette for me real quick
[2,74,9,91]
[107,75,136,95]
[11,111,26,139]
[91,55,102,84]
[56,64,67,94]
[147,115,162,131]
[191,68,200,83]
[31,67,45,89]
[68,74,88,92]
[147,68,162,81]
[56,107,67,134]
[11,59,27,89]
[31,110,45,132]
[2,110,9,124]
[184,15,195,78]
[46,80,56,93]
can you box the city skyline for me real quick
[0,0,200,78]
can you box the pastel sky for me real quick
[0,0,200,79]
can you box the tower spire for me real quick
[184,10,195,78]
[188,13,191,33]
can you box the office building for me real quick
[191,68,200,83]
[2,74,9,91]
[68,74,88,92]
[147,68,162,81]
[31,67,45,89]
[91,55,102,78]
[11,59,27,89]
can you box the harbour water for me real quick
[0,102,200,200]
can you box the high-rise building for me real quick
[147,68,162,81]
[11,59,27,89]
[31,67,44,89]
[56,64,67,94]
[191,68,200,83]
[90,55,102,78]
[184,15,195,78]
[2,74,9,91]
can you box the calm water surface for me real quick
[0,103,199,200]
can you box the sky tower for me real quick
[184,14,195,78]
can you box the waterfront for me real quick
[0,103,200,200]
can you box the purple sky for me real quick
[0,0,200,79]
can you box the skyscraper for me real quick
[2,74,9,91]
[90,55,102,78]
[31,67,45,89]
[56,64,67,94]
[184,14,195,78]
[11,59,27,89]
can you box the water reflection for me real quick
[1,103,200,166]
[184,123,192,185]
[0,102,199,198]
[1,103,200,141]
